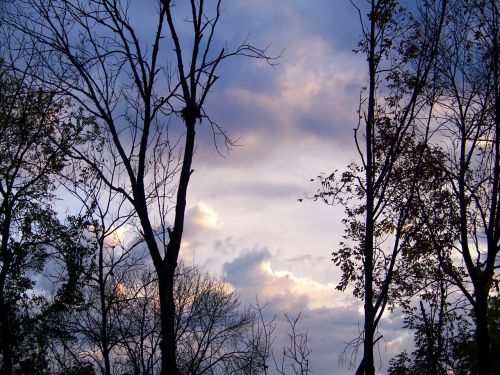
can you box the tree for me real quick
[50,161,271,374]
[173,265,260,375]
[415,0,500,372]
[389,296,500,375]
[273,313,311,375]
[388,269,472,375]
[4,1,275,373]
[48,163,146,375]
[314,1,447,373]
[0,59,90,373]
[58,260,273,375]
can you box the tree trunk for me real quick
[0,210,13,375]
[362,215,375,375]
[102,345,111,375]
[0,291,12,375]
[475,289,491,375]
[159,266,178,375]
[158,115,196,375]
[98,240,111,375]
[361,1,377,373]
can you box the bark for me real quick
[0,289,13,375]
[157,116,196,375]
[98,239,111,375]
[360,1,377,373]
[475,289,491,375]
[0,209,13,375]
[158,267,178,375]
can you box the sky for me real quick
[14,0,413,373]
[166,1,413,374]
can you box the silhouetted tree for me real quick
[3,1,276,373]
[388,270,472,375]
[0,59,91,374]
[314,1,447,373]
[73,263,273,375]
[48,163,147,375]
[273,313,311,375]
[414,1,500,372]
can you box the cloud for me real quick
[105,224,134,247]
[183,201,223,238]
[221,248,413,375]
[223,247,353,312]
[207,42,364,149]
[221,247,361,374]
[193,1,367,168]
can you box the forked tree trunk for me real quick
[157,116,196,375]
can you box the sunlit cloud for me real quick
[219,39,364,151]
[193,201,222,229]
[183,201,223,240]
[223,248,356,312]
[105,224,132,247]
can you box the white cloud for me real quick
[220,248,412,375]
[105,224,133,247]
[223,248,355,312]
[191,201,222,230]
[184,201,223,237]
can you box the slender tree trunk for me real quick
[361,1,377,374]
[158,115,197,375]
[0,290,12,375]
[0,210,13,375]
[362,237,375,375]
[134,195,179,375]
[98,239,111,375]
[102,345,111,375]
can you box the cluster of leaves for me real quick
[0,62,95,373]
[389,296,500,375]
[314,0,499,373]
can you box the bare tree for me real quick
[273,313,311,375]
[54,160,148,375]
[106,264,273,375]
[3,1,276,373]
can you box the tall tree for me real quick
[315,1,447,373]
[388,269,473,375]
[417,0,500,372]
[0,60,89,374]
[51,163,145,375]
[4,1,275,373]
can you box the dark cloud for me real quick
[212,236,238,256]
[223,246,272,288]
[185,1,367,167]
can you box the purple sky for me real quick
[34,0,413,372]
[167,1,412,373]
